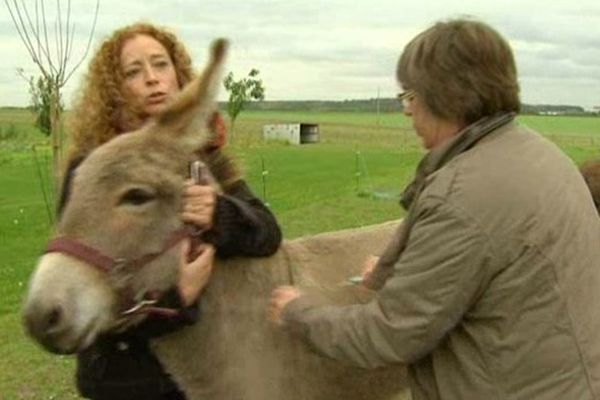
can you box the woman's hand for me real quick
[178,239,215,306]
[181,179,217,230]
[361,255,380,290]
[268,286,303,325]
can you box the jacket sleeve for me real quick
[282,196,498,369]
[202,179,282,258]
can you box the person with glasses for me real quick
[269,18,600,400]
[396,89,415,106]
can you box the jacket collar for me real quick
[401,112,516,210]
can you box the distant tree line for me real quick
[222,98,595,116]
[520,104,587,115]
[6,98,595,118]
[237,98,403,113]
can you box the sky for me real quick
[1,0,599,110]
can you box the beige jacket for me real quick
[284,121,600,400]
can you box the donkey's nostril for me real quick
[47,306,62,330]
[23,301,73,354]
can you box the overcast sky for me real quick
[1,0,599,109]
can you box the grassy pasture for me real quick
[0,107,599,399]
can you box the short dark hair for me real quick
[397,18,520,124]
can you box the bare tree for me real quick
[4,0,99,191]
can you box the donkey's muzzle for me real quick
[23,299,74,354]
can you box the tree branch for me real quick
[40,0,58,76]
[63,0,99,85]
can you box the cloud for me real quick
[1,0,599,108]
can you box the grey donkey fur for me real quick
[154,221,409,400]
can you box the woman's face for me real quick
[120,34,180,118]
[402,89,461,150]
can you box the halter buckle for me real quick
[121,298,159,316]
[112,258,128,271]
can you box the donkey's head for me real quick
[22,39,228,354]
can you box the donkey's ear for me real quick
[153,38,228,150]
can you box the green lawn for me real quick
[1,108,599,398]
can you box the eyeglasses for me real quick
[396,89,416,106]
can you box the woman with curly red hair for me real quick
[67,23,194,157]
[62,22,281,400]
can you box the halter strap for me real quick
[44,228,190,317]
[45,229,188,272]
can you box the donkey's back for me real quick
[154,220,410,400]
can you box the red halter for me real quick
[46,160,210,318]
[44,228,189,317]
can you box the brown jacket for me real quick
[284,120,600,400]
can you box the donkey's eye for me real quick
[119,188,155,206]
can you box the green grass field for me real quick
[1,108,599,399]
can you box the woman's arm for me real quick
[137,180,281,338]
[202,179,282,258]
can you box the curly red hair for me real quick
[66,22,195,165]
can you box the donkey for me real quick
[22,39,409,400]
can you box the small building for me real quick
[262,123,319,145]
